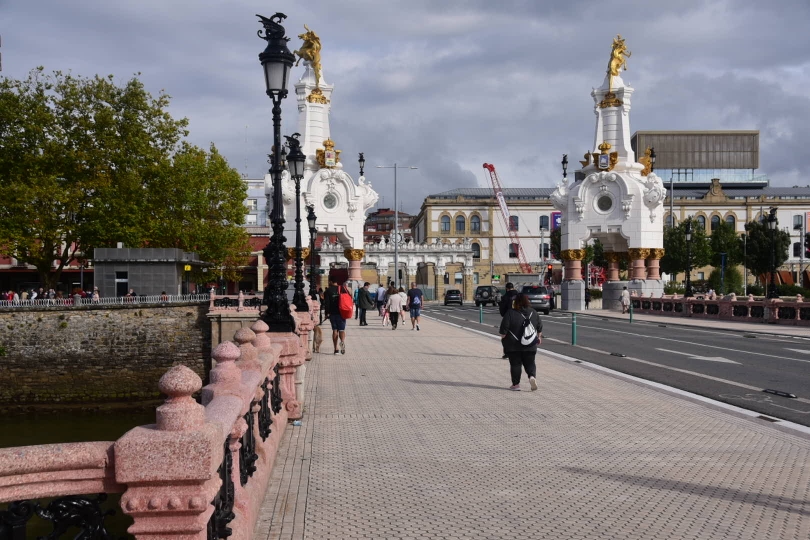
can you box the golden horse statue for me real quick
[293,25,322,89]
[607,34,631,91]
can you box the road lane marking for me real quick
[540,318,810,364]
[786,348,810,354]
[655,348,740,364]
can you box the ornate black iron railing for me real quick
[271,364,283,415]
[259,377,273,441]
[0,493,117,540]
[207,439,235,540]
[240,406,259,486]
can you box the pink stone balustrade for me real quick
[0,306,319,539]
[627,294,810,327]
[209,292,263,312]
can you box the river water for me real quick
[0,410,157,537]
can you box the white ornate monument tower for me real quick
[273,27,378,283]
[551,36,667,310]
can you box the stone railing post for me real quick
[270,331,304,421]
[237,291,245,312]
[115,366,222,539]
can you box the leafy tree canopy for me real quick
[709,221,743,268]
[661,219,712,277]
[742,219,791,281]
[0,68,249,288]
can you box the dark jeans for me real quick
[360,308,367,325]
[507,350,537,386]
[390,312,400,328]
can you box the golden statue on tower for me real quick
[294,25,322,90]
[607,34,631,92]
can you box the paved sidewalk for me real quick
[254,315,810,539]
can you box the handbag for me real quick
[338,286,354,319]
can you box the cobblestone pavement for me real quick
[255,316,810,539]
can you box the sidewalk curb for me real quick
[422,314,810,440]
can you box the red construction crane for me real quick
[482,163,532,274]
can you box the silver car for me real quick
[520,285,552,315]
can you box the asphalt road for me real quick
[423,303,810,426]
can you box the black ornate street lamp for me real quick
[684,218,693,298]
[358,152,365,177]
[257,12,296,332]
[768,207,780,299]
[307,205,318,300]
[650,147,656,173]
[561,154,568,179]
[286,133,308,311]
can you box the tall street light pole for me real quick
[376,164,417,288]
[684,218,693,298]
[307,204,318,300]
[767,207,779,299]
[257,13,296,332]
[286,133,308,311]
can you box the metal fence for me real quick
[0,293,210,309]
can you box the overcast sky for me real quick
[4,0,810,213]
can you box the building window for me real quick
[454,272,463,285]
[696,215,706,231]
[508,216,519,231]
[794,242,802,257]
[541,243,550,259]
[473,272,479,285]
[725,215,735,229]
[471,215,481,232]
[441,215,450,232]
[697,272,705,280]
[246,199,258,211]
[509,243,518,258]
[539,215,550,230]
[666,214,674,227]
[472,243,481,259]
[711,215,720,231]
[245,214,257,225]
[455,215,466,233]
[794,215,804,230]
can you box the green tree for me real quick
[0,68,248,288]
[742,219,791,282]
[709,221,742,267]
[661,218,712,277]
[708,266,743,295]
[146,143,250,283]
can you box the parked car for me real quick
[443,289,463,306]
[474,285,501,307]
[520,285,552,315]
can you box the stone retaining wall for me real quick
[0,303,210,410]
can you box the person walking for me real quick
[376,283,387,316]
[498,283,519,359]
[385,286,405,330]
[620,286,630,314]
[397,287,409,324]
[357,282,375,326]
[353,285,360,320]
[324,277,347,354]
[499,293,542,391]
[584,288,591,310]
[406,282,424,331]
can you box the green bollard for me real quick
[629,302,633,324]
[571,312,577,345]
[479,303,484,324]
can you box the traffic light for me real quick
[547,264,553,273]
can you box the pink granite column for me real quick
[115,366,221,539]
[628,249,651,280]
[344,248,364,282]
[605,253,621,282]
[646,249,665,280]
[562,250,584,281]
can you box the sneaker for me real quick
[529,377,538,391]
[509,385,521,391]
[340,341,346,355]
[334,350,339,355]
[416,324,420,331]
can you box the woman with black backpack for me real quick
[498,293,542,391]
